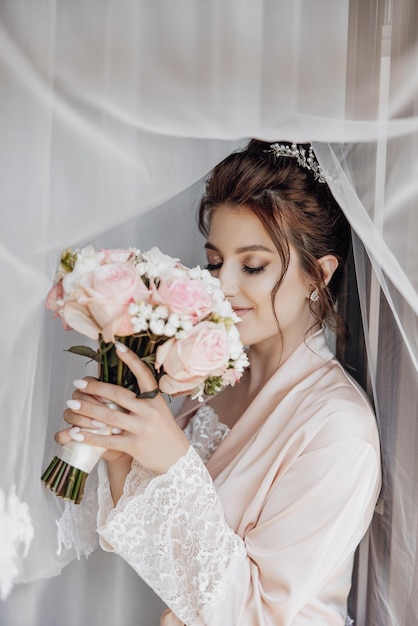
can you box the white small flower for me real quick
[191,383,205,402]
[152,305,169,320]
[187,266,204,280]
[149,318,166,335]
[168,313,180,328]
[143,247,179,279]
[226,325,245,360]
[134,260,149,276]
[213,300,236,319]
[199,268,220,288]
[62,245,104,295]
[132,315,149,333]
[163,322,177,337]
[180,318,194,333]
[128,302,139,315]
[233,352,250,371]
[137,302,153,319]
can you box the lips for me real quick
[232,307,252,318]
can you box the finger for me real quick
[70,379,139,415]
[69,429,132,455]
[55,427,74,445]
[115,342,159,395]
[65,397,138,435]
[72,389,109,406]
[63,406,109,432]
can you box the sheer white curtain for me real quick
[0,1,417,625]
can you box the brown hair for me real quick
[198,139,351,346]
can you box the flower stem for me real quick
[56,463,72,494]
[64,467,78,500]
[101,336,109,383]
[116,337,126,386]
[41,457,89,503]
[41,456,60,483]
[75,473,88,504]
[43,457,64,489]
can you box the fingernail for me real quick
[67,399,81,410]
[115,341,128,353]
[69,427,85,442]
[91,420,104,428]
[73,379,88,389]
[112,427,122,435]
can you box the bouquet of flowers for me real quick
[41,245,248,504]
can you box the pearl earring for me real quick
[309,288,319,302]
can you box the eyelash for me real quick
[243,265,265,275]
[205,262,265,275]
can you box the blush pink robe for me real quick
[97,330,381,625]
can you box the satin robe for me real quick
[99,331,381,625]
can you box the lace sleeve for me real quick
[97,457,156,552]
[97,445,247,626]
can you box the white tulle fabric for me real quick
[97,412,245,626]
[0,2,417,626]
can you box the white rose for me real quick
[143,247,179,279]
[62,246,104,295]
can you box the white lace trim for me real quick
[98,445,246,626]
[97,402,229,547]
[183,404,230,463]
[0,485,34,600]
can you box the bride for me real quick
[56,139,381,625]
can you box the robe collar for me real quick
[205,329,335,480]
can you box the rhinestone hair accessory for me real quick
[267,142,327,183]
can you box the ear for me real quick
[317,255,339,286]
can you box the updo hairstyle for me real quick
[198,139,351,345]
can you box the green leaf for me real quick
[66,345,102,362]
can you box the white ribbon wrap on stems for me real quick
[55,401,120,474]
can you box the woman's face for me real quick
[205,205,315,352]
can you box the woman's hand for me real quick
[55,389,132,466]
[56,342,190,476]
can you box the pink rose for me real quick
[46,277,102,337]
[155,321,230,395]
[153,277,215,322]
[100,248,136,264]
[46,281,64,316]
[46,281,72,332]
[157,374,206,396]
[59,300,102,339]
[78,262,150,341]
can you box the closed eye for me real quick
[205,262,222,272]
[242,265,265,275]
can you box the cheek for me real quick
[273,275,309,320]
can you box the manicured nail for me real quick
[92,420,104,428]
[69,427,85,442]
[73,379,88,389]
[115,341,128,353]
[67,399,81,410]
[112,427,122,435]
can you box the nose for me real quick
[217,263,238,297]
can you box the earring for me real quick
[309,288,319,302]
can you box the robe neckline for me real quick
[204,329,335,480]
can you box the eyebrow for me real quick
[204,242,275,254]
